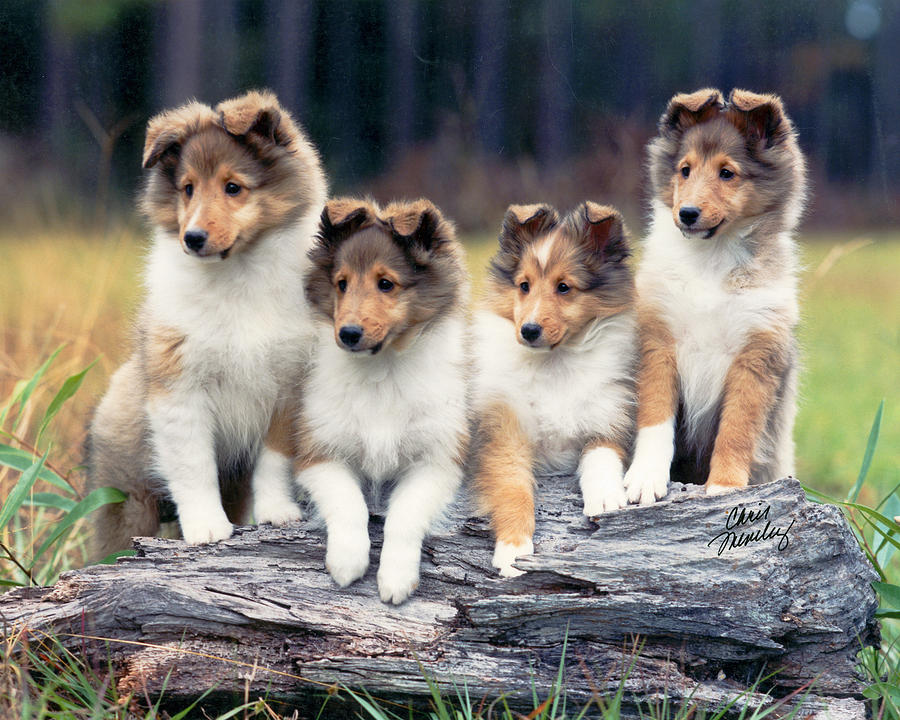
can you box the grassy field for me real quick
[0,225,897,503]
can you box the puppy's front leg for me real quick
[474,402,535,578]
[580,441,628,515]
[623,305,678,505]
[251,405,302,526]
[378,459,462,605]
[296,461,370,587]
[706,330,791,494]
[147,390,233,544]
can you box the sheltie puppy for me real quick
[472,202,638,577]
[296,197,469,604]
[86,90,327,558]
[623,88,807,503]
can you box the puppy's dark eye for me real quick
[225,182,242,196]
[337,279,347,292]
[557,282,570,294]
[184,183,194,198]
[719,168,735,180]
[519,281,529,294]
[378,278,394,292]
[681,166,690,178]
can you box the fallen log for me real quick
[0,477,878,718]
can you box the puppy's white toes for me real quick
[705,482,740,497]
[580,451,627,516]
[325,530,370,587]
[623,462,669,506]
[179,509,234,545]
[254,499,303,527]
[377,544,421,605]
[492,539,534,578]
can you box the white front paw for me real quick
[254,497,303,527]
[377,543,421,605]
[179,507,234,545]
[579,447,627,516]
[325,528,370,587]
[492,538,534,578]
[623,456,670,506]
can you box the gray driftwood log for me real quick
[0,477,879,718]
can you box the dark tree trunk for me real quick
[0,478,877,718]
[265,0,314,119]
[536,0,573,167]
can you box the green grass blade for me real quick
[36,358,98,446]
[22,492,77,512]
[29,486,126,567]
[0,443,75,494]
[0,452,47,530]
[873,581,900,609]
[847,399,884,502]
[8,345,65,432]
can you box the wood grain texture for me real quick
[0,477,877,718]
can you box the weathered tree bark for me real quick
[0,478,878,718]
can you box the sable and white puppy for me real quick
[86,90,327,558]
[472,202,638,577]
[297,198,469,604]
[623,88,807,503]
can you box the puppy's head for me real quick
[140,89,325,260]
[306,198,464,354]
[648,88,802,238]
[488,202,633,349]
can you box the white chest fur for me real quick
[637,203,798,434]
[472,310,637,472]
[303,315,469,482]
[143,220,317,448]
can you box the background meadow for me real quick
[0,0,899,716]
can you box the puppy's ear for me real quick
[317,198,373,247]
[499,204,559,253]
[216,89,299,148]
[142,101,215,169]
[579,202,630,263]
[726,89,792,149]
[385,199,454,253]
[660,88,724,135]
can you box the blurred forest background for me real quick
[0,0,897,525]
[1,0,898,229]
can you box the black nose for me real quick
[339,325,364,347]
[184,230,208,252]
[679,207,701,225]
[520,323,542,342]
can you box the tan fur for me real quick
[142,102,219,169]
[634,305,678,428]
[706,330,792,491]
[473,401,535,546]
[264,404,297,458]
[145,327,185,396]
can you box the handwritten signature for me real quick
[707,503,795,556]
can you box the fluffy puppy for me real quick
[472,202,638,577]
[623,88,807,503]
[297,198,469,604]
[86,90,327,558]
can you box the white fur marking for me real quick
[623,419,674,505]
[492,538,534,578]
[579,446,627,515]
[252,447,302,526]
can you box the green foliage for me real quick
[0,348,125,587]
[804,401,900,719]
